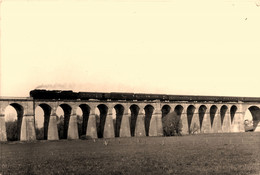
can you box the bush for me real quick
[189,123,200,134]
[35,127,44,140]
[57,116,65,139]
[95,114,101,138]
[77,115,83,137]
[79,135,92,140]
[244,120,255,132]
[162,112,183,136]
[6,121,18,141]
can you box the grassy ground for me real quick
[0,133,260,175]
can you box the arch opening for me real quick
[57,104,72,139]
[163,105,183,136]
[96,104,108,138]
[35,104,51,140]
[4,104,24,141]
[174,105,184,116]
[144,105,154,136]
[161,105,171,118]
[129,105,140,137]
[210,105,218,127]
[78,104,90,137]
[199,105,207,130]
[114,104,124,137]
[230,105,237,124]
[245,106,260,131]
[76,107,83,137]
[187,105,196,134]
[220,105,228,126]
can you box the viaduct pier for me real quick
[0,90,260,141]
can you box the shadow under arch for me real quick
[199,105,207,130]
[173,105,184,135]
[161,105,171,118]
[144,105,154,136]
[187,105,196,134]
[37,103,51,140]
[58,104,72,139]
[220,105,228,126]
[230,105,237,124]
[247,106,260,130]
[114,104,124,137]
[174,105,184,116]
[5,103,24,141]
[78,104,91,137]
[97,104,108,138]
[161,105,172,136]
[129,104,140,137]
[210,105,218,127]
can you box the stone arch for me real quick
[161,105,171,118]
[36,103,51,140]
[210,105,222,133]
[220,105,231,132]
[174,105,184,116]
[161,105,172,136]
[246,106,260,131]
[114,104,125,137]
[174,105,184,135]
[129,104,140,136]
[247,106,260,122]
[210,105,218,128]
[144,105,154,136]
[5,103,24,141]
[78,104,91,137]
[230,105,238,124]
[57,104,72,139]
[199,105,207,130]
[187,105,196,134]
[96,104,108,138]
[220,105,228,126]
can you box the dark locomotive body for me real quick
[29,89,260,102]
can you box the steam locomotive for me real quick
[29,89,260,102]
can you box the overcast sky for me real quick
[1,0,260,97]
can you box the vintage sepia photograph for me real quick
[0,0,260,174]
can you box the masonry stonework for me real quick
[0,93,260,142]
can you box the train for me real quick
[29,89,260,102]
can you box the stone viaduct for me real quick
[0,90,260,141]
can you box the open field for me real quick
[0,133,260,175]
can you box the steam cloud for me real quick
[34,82,138,93]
